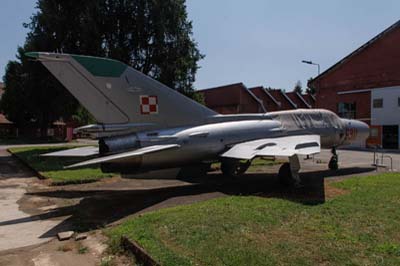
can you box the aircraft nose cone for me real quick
[343,119,370,144]
[354,120,370,142]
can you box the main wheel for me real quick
[221,159,251,177]
[278,162,294,186]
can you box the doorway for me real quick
[382,125,399,149]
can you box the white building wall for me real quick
[371,86,400,125]
[371,86,400,148]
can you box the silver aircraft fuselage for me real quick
[100,109,369,173]
[27,52,369,176]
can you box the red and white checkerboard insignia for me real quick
[140,95,158,115]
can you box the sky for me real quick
[0,1,399,91]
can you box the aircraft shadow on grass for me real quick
[0,167,374,239]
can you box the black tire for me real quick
[278,163,294,186]
[236,160,251,175]
[221,159,251,177]
[328,155,338,170]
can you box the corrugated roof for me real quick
[261,88,281,106]
[280,90,297,108]
[309,19,400,88]
[296,92,312,109]
[242,85,266,112]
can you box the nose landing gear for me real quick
[328,147,339,170]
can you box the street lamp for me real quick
[301,60,320,75]
[301,60,320,160]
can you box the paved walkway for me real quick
[0,149,61,252]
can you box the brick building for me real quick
[199,83,315,114]
[0,82,74,140]
[249,87,282,112]
[309,20,400,149]
[0,83,15,136]
[199,83,265,114]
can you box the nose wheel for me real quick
[328,147,339,170]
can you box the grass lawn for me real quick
[9,146,115,185]
[107,173,400,266]
[0,137,66,145]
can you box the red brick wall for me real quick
[200,84,242,107]
[302,94,316,108]
[199,83,260,114]
[367,125,382,147]
[268,90,295,110]
[286,92,309,109]
[250,87,280,112]
[318,90,371,123]
[316,26,400,92]
[315,25,400,123]
[239,88,260,113]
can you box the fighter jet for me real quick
[26,52,369,186]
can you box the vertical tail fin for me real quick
[26,52,216,127]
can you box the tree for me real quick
[1,0,203,136]
[305,77,316,95]
[293,80,303,94]
[1,47,78,136]
[99,0,204,96]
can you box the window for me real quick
[398,97,400,107]
[370,128,379,138]
[373,98,383,108]
[338,102,356,119]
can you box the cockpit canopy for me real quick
[267,109,344,130]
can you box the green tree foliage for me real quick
[0,0,204,134]
[1,48,77,135]
[293,80,303,94]
[306,77,316,95]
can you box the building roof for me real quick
[243,85,266,112]
[249,86,281,107]
[0,83,12,124]
[309,19,400,88]
[198,82,244,92]
[0,114,12,124]
[302,93,316,107]
[267,89,296,110]
[0,82,4,96]
[295,92,312,109]
[199,82,265,111]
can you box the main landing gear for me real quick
[178,163,211,178]
[278,155,302,187]
[220,159,251,177]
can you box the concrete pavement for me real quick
[0,149,62,252]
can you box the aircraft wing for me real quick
[41,146,99,157]
[221,135,320,160]
[65,144,180,169]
